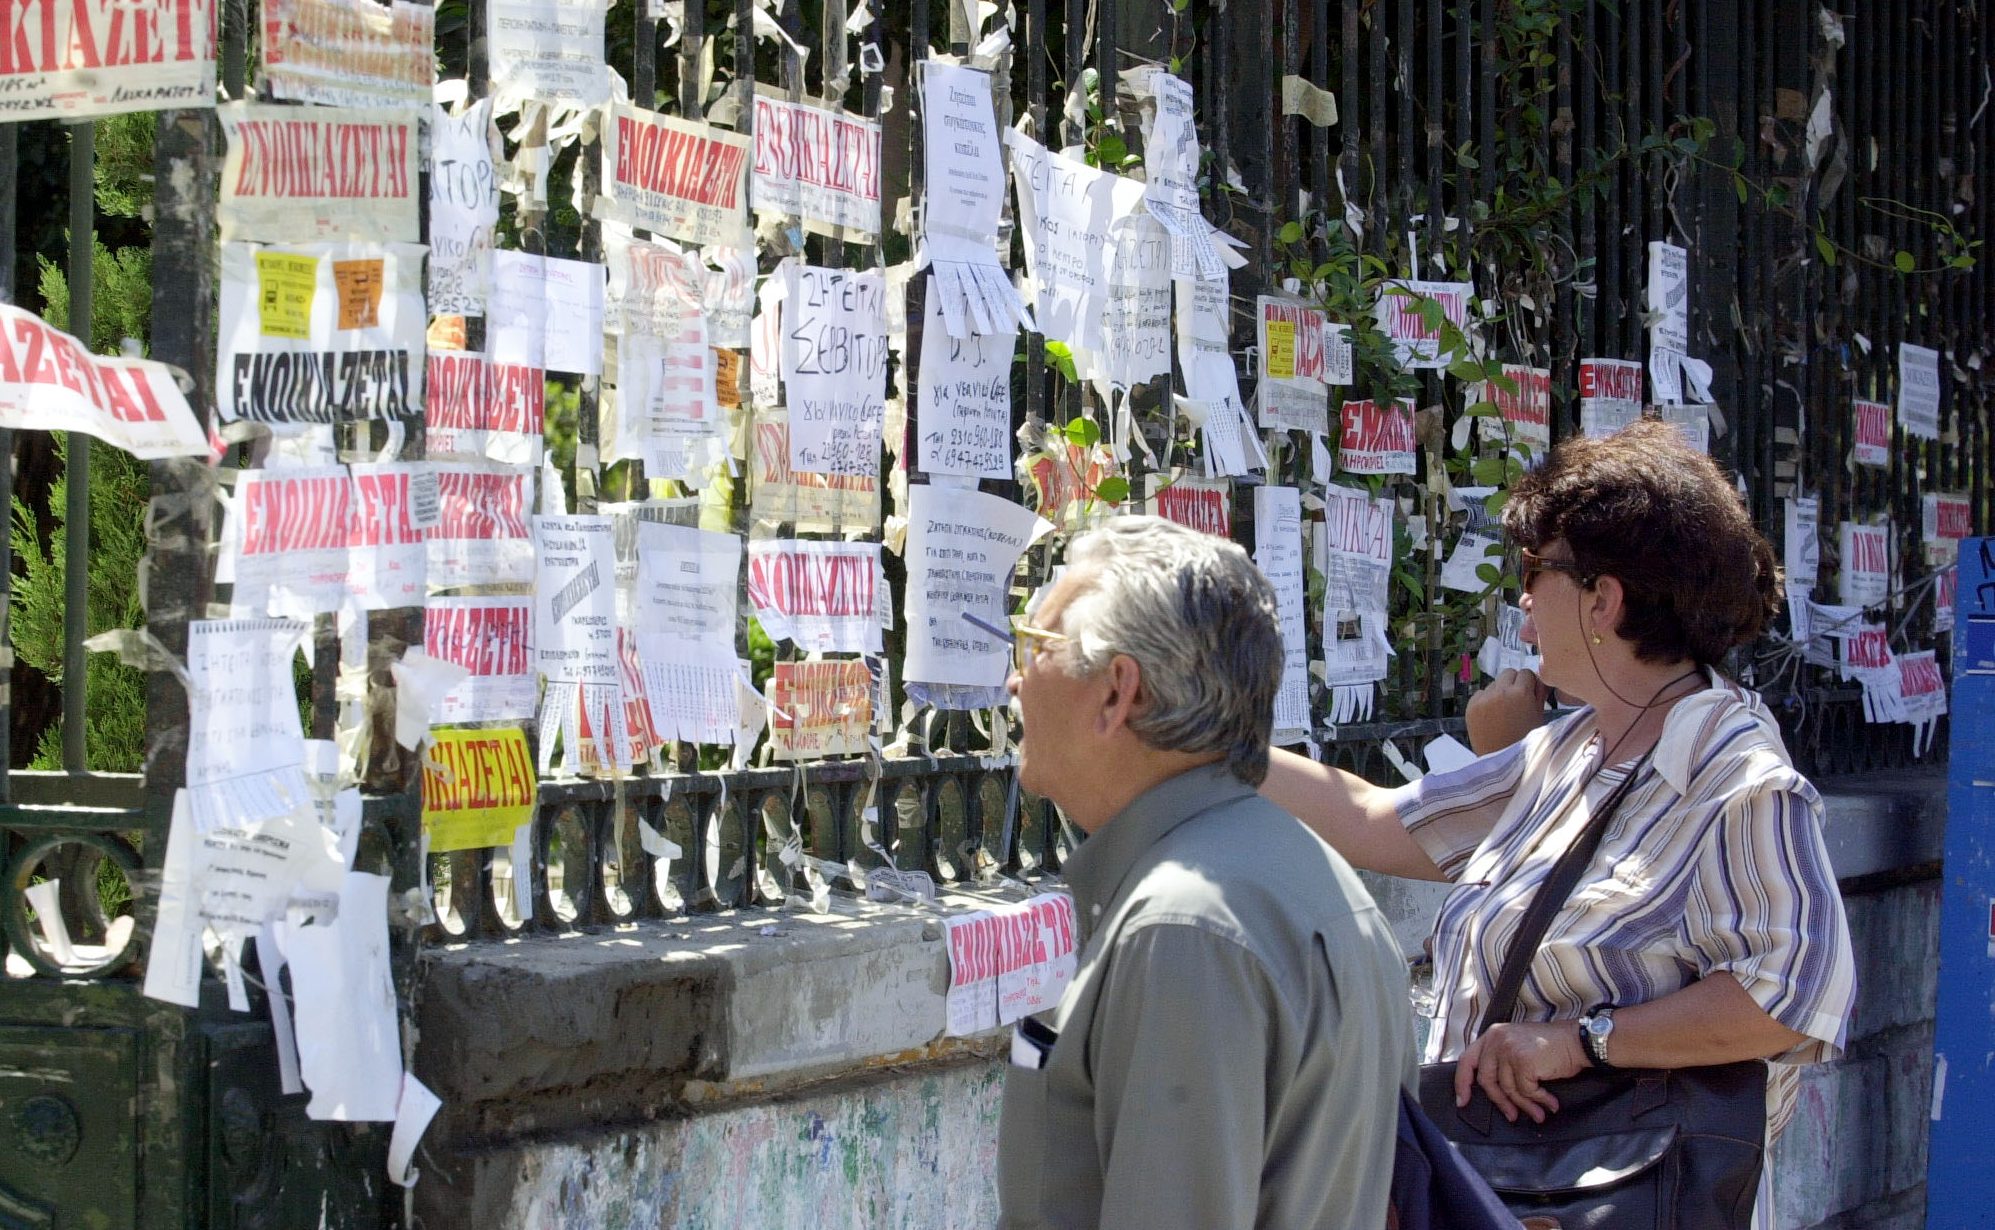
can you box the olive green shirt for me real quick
[996,763,1413,1230]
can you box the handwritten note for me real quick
[489,0,610,105]
[1006,131,1141,351]
[781,263,888,475]
[917,283,1013,479]
[428,101,500,316]
[903,485,1051,688]
[1255,485,1311,740]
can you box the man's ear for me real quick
[1096,654,1145,736]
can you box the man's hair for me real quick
[1502,419,1783,666]
[1057,515,1283,785]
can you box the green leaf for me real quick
[1044,340,1078,381]
[1950,254,1977,270]
[1470,456,1510,486]
[1096,133,1128,165]
[1063,417,1101,447]
[1278,220,1304,244]
[1464,399,1501,418]
[1093,476,1131,504]
[1474,562,1503,585]
[1894,250,1916,273]
[1732,172,1749,205]
[1485,369,1519,397]
[1483,489,1509,516]
[1446,357,1487,384]
[1813,230,1837,267]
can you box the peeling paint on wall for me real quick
[496,1062,1004,1229]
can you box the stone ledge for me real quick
[412,887,1030,1147]
[1814,768,1948,882]
[411,771,1948,1149]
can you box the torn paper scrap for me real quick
[289,871,404,1121]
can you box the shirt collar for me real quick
[1061,761,1254,923]
[1650,668,1781,793]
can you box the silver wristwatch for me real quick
[1579,1007,1617,1069]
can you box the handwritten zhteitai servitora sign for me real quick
[0,0,216,119]
[218,242,427,422]
[218,103,420,243]
[0,304,208,458]
[599,104,754,249]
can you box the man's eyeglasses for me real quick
[1519,548,1590,593]
[962,611,1072,674]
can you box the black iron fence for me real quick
[0,0,1987,1217]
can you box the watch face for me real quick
[1586,1016,1612,1038]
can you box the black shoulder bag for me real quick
[1416,754,1767,1230]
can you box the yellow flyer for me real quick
[1264,317,1297,379]
[422,727,536,852]
[256,251,319,339]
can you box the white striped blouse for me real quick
[1392,671,1857,1134]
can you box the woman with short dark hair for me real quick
[1261,420,1855,1229]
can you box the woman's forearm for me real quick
[1601,973,1811,1069]
[1259,748,1448,881]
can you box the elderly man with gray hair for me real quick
[994,515,1412,1230]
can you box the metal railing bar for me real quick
[61,122,93,777]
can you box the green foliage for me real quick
[91,112,157,221]
[10,436,150,771]
[11,133,164,771]
[36,236,154,355]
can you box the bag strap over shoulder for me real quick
[1475,750,1652,1036]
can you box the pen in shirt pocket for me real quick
[1011,1015,1058,1070]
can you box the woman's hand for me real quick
[1453,1021,1588,1124]
[1464,668,1551,756]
